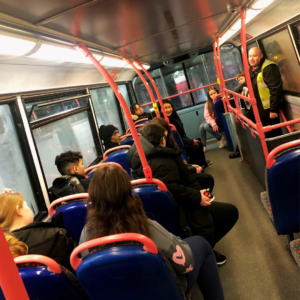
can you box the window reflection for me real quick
[262,29,300,93]
[118,85,130,128]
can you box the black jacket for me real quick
[169,116,194,146]
[103,141,120,152]
[235,58,282,115]
[137,112,152,121]
[70,174,91,192]
[127,136,214,244]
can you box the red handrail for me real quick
[85,162,123,175]
[126,125,144,135]
[134,59,170,123]
[48,193,88,218]
[266,140,300,169]
[279,109,293,133]
[135,118,149,125]
[15,255,62,274]
[123,57,160,118]
[75,44,152,182]
[103,145,131,161]
[169,124,177,130]
[121,133,141,140]
[0,227,30,300]
[131,178,168,192]
[70,233,158,270]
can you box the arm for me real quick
[263,64,282,113]
[234,82,246,93]
[204,103,216,127]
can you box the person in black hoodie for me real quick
[130,103,152,121]
[99,124,121,151]
[127,123,239,265]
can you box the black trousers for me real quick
[186,142,207,167]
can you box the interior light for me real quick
[101,57,127,68]
[29,43,102,64]
[252,0,274,9]
[219,29,238,45]
[0,35,36,56]
[142,64,150,70]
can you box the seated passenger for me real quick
[99,124,121,151]
[54,150,91,191]
[130,103,152,121]
[79,164,224,299]
[0,190,76,270]
[127,124,239,265]
[160,99,211,168]
[4,231,28,257]
[199,87,226,153]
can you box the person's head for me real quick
[248,47,263,67]
[237,71,245,84]
[130,104,144,116]
[150,117,178,149]
[99,125,120,145]
[162,99,179,119]
[4,231,28,257]
[85,165,151,241]
[206,87,219,116]
[55,151,85,176]
[0,193,34,231]
[141,123,168,147]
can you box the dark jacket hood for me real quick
[127,136,182,170]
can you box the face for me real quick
[111,129,121,144]
[248,48,263,67]
[238,76,245,84]
[134,105,144,116]
[208,89,218,100]
[19,201,34,225]
[74,158,86,176]
[160,131,168,147]
[163,103,173,117]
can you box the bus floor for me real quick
[190,142,300,300]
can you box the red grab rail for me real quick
[135,118,149,125]
[103,145,131,161]
[48,193,89,218]
[85,162,123,174]
[121,133,141,140]
[70,233,158,270]
[75,44,152,182]
[266,140,300,169]
[131,178,168,192]
[15,255,62,274]
[126,125,144,134]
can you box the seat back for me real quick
[120,135,135,146]
[73,235,184,300]
[104,146,131,176]
[0,255,84,300]
[171,129,188,162]
[134,118,150,126]
[266,146,300,235]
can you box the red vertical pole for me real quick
[239,9,269,159]
[133,59,170,124]
[122,57,161,118]
[0,227,30,300]
[75,44,152,181]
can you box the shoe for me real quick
[203,146,208,153]
[206,160,212,166]
[229,151,241,159]
[218,136,226,148]
[213,250,227,265]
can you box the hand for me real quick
[2,188,12,193]
[212,125,219,132]
[200,189,211,206]
[193,139,199,146]
[270,112,278,119]
[192,165,203,173]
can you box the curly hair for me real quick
[55,151,83,175]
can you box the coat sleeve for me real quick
[204,102,216,127]
[234,82,246,93]
[263,64,282,113]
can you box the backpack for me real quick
[48,175,86,203]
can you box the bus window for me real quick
[90,87,122,132]
[0,104,38,215]
[118,84,131,129]
[262,29,300,94]
[290,21,300,61]
[33,110,97,188]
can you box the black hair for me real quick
[55,151,83,175]
[141,123,166,146]
[130,103,140,115]
[159,99,179,119]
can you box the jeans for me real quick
[200,121,223,147]
[184,236,224,300]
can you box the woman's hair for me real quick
[130,103,139,115]
[150,117,178,149]
[141,123,166,146]
[161,99,179,119]
[4,231,28,257]
[85,165,151,244]
[206,87,219,116]
[0,193,24,231]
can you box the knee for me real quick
[227,204,239,223]
[199,122,205,131]
[203,123,211,131]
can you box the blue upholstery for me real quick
[53,201,87,244]
[267,147,300,235]
[132,185,184,238]
[77,245,184,300]
[106,149,131,176]
[120,136,135,146]
[0,266,84,300]
[172,129,188,162]
[214,98,234,150]
[135,119,150,126]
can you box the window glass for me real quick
[90,87,122,133]
[202,52,218,83]
[160,64,193,110]
[262,29,300,93]
[291,21,300,57]
[118,84,130,128]
[33,111,97,188]
[184,55,210,104]
[0,105,38,215]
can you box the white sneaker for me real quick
[203,146,208,153]
[218,136,226,148]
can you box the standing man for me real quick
[235,47,282,137]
